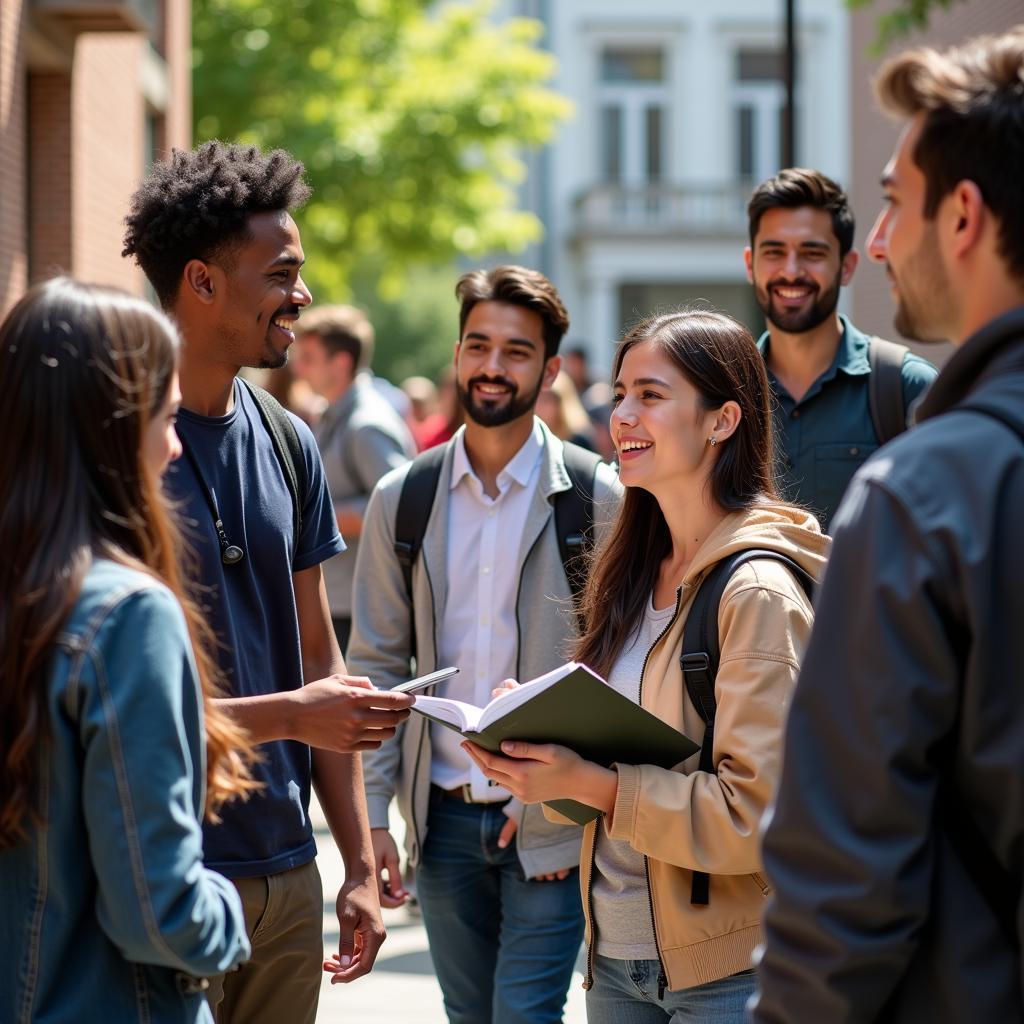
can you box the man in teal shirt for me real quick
[744,168,937,528]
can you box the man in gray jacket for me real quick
[348,265,620,1024]
[291,305,416,652]
[751,27,1024,1024]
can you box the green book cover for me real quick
[412,662,699,825]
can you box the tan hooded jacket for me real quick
[551,503,830,993]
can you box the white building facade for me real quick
[501,0,851,372]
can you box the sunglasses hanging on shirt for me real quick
[179,442,245,566]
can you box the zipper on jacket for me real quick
[644,855,668,1000]
[582,821,600,990]
[409,546,441,860]
[635,584,683,1000]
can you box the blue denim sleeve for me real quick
[77,585,250,976]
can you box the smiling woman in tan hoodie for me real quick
[465,309,830,1022]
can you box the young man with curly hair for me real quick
[123,142,413,1024]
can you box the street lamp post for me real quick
[783,0,797,167]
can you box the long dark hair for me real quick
[575,309,779,678]
[0,278,256,850]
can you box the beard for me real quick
[458,370,545,427]
[891,225,954,343]
[756,269,842,334]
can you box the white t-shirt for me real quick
[592,592,677,960]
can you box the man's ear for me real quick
[946,180,986,262]
[840,248,859,286]
[743,246,755,284]
[542,354,562,390]
[183,259,218,305]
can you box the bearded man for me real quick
[744,168,937,528]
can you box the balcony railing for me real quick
[573,183,752,239]
[31,0,157,33]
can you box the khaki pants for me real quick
[207,859,324,1024]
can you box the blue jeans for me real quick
[417,794,584,1024]
[586,956,755,1024]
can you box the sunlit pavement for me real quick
[311,795,588,1023]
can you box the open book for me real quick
[412,662,699,824]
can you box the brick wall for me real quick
[0,0,191,314]
[1,0,28,318]
[73,33,147,292]
[28,72,73,282]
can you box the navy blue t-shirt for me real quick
[167,380,345,878]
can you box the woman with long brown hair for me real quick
[466,309,830,1021]
[0,278,256,1022]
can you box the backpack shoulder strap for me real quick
[554,443,604,607]
[679,548,814,906]
[868,336,911,445]
[239,378,307,541]
[393,444,447,603]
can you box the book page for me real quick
[476,661,583,731]
[412,695,482,732]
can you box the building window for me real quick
[598,45,668,186]
[732,48,787,183]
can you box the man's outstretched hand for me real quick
[290,675,413,752]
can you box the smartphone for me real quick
[392,665,460,694]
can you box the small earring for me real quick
[708,436,718,447]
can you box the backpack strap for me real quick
[554,443,603,613]
[239,378,307,542]
[393,444,447,664]
[679,549,814,906]
[867,336,910,445]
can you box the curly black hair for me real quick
[122,141,312,306]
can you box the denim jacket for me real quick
[0,559,249,1023]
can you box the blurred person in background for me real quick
[417,364,464,450]
[536,369,598,451]
[402,374,446,451]
[291,304,417,653]
[563,343,593,397]
[0,279,255,1022]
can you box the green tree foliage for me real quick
[846,0,970,52]
[355,264,460,385]
[192,0,571,303]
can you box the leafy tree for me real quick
[846,0,970,52]
[355,263,461,385]
[192,0,571,303]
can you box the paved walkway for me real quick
[311,796,588,1023]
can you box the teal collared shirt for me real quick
[757,315,937,529]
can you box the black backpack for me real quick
[867,336,911,445]
[679,549,815,906]
[393,440,604,661]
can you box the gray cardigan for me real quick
[348,420,621,878]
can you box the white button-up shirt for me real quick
[431,421,545,800]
